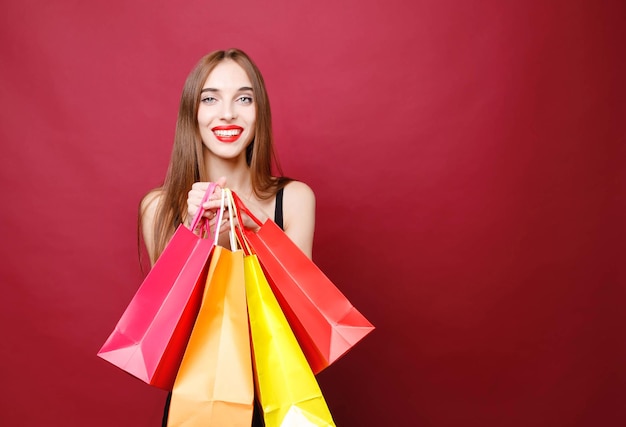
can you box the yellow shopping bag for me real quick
[168,245,254,426]
[244,254,336,427]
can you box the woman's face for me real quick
[197,60,256,160]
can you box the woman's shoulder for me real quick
[282,180,315,204]
[282,180,315,222]
[140,188,164,221]
[278,180,315,257]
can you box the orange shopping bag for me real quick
[168,190,254,426]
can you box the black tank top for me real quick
[274,187,284,230]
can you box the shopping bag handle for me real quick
[230,191,264,228]
[226,189,253,255]
[223,188,238,251]
[212,186,228,247]
[188,182,218,234]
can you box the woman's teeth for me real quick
[214,129,241,137]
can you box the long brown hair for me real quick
[144,48,289,262]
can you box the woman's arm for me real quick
[282,181,316,259]
[140,189,163,266]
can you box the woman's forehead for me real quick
[203,60,252,90]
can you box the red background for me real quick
[1,0,624,426]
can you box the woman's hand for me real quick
[186,177,267,236]
[187,178,313,254]
[186,177,227,232]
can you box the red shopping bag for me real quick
[231,191,374,374]
[98,183,222,390]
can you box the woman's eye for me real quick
[201,96,217,104]
[238,96,253,105]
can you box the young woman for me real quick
[139,48,316,426]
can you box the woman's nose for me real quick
[221,103,237,120]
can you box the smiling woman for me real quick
[196,61,257,161]
[138,48,316,427]
[141,48,315,265]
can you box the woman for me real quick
[139,49,316,426]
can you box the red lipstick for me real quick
[211,125,243,143]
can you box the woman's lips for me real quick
[212,125,243,143]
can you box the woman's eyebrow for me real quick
[200,86,254,93]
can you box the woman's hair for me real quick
[144,48,289,262]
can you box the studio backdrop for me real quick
[0,0,624,426]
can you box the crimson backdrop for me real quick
[1,0,624,426]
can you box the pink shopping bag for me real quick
[98,183,223,390]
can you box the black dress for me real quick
[162,188,284,426]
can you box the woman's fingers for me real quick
[216,176,227,188]
[189,179,268,234]
[187,182,220,226]
[188,181,229,215]
[205,216,230,235]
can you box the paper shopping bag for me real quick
[232,191,375,374]
[168,245,254,426]
[245,254,335,427]
[98,183,220,390]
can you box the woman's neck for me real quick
[203,151,254,198]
